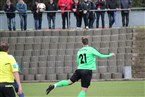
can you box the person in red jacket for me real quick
[58,0,72,29]
[71,0,83,28]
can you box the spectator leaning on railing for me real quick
[16,0,27,31]
[95,0,106,28]
[31,0,43,30]
[58,0,72,29]
[81,0,91,29]
[106,0,118,28]
[46,0,58,29]
[118,0,132,27]
[4,0,16,31]
[88,0,96,28]
[71,0,83,29]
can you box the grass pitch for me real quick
[22,81,145,97]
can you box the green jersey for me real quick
[77,46,113,70]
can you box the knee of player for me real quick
[68,79,74,85]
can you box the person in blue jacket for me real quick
[16,0,27,31]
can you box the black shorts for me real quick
[70,69,92,88]
[0,86,16,97]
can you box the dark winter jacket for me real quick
[31,4,42,20]
[71,2,82,16]
[89,1,96,14]
[106,0,117,14]
[4,4,16,19]
[96,0,106,10]
[46,2,58,17]
[118,0,132,13]
[81,1,91,12]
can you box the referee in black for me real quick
[0,41,22,97]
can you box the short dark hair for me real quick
[82,37,88,45]
[35,0,40,3]
[0,41,9,52]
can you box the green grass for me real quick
[135,26,145,28]
[22,81,145,97]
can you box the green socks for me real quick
[54,80,69,88]
[54,80,86,97]
[78,91,86,97]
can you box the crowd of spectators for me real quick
[4,0,132,31]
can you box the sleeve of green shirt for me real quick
[92,48,113,58]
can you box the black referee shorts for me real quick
[70,69,92,88]
[0,83,16,97]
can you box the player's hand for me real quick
[17,85,22,95]
[111,53,115,56]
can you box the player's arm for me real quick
[13,72,22,95]
[10,56,23,94]
[92,48,115,58]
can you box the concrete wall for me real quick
[0,27,145,81]
[132,28,145,78]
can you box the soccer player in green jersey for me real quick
[46,37,115,97]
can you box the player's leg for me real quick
[46,79,73,95]
[46,70,80,95]
[78,70,92,97]
[78,87,88,97]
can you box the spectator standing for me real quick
[31,0,43,30]
[71,0,83,28]
[106,0,117,28]
[95,0,106,28]
[118,0,132,27]
[58,0,72,29]
[88,0,96,28]
[0,41,23,97]
[4,0,16,31]
[81,0,91,29]
[16,0,27,31]
[46,0,58,29]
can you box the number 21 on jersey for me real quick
[79,53,87,64]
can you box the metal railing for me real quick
[0,7,145,30]
[0,7,145,13]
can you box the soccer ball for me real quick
[37,3,46,12]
